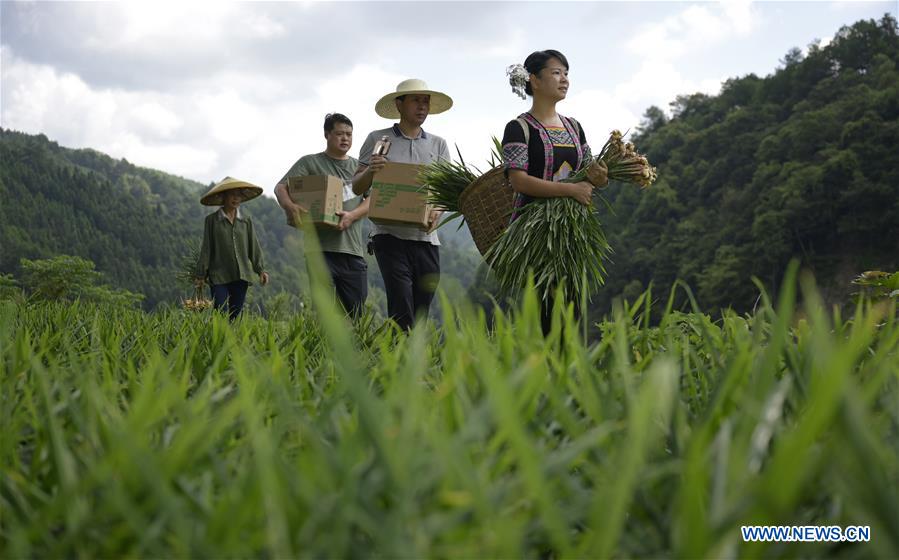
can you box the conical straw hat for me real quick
[200,176,263,206]
[375,78,453,119]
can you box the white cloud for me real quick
[129,101,182,139]
[465,28,527,61]
[106,133,220,180]
[4,0,893,197]
[620,2,753,117]
[1,42,414,190]
[225,64,409,191]
[723,0,757,35]
[627,1,759,61]
[243,12,288,38]
[803,32,835,57]
[195,90,266,148]
[83,3,285,55]
[563,88,642,145]
[1,47,217,179]
[615,59,724,118]
[0,36,711,194]
[2,47,114,142]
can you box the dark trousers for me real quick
[321,251,368,317]
[210,280,249,321]
[372,234,440,330]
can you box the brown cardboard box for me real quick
[286,175,343,228]
[369,162,431,229]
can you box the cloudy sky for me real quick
[2,1,895,191]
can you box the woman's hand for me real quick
[260,272,270,286]
[509,170,595,204]
[193,277,205,288]
[566,181,594,205]
[586,160,609,188]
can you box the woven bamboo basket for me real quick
[458,166,515,256]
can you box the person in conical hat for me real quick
[350,78,453,331]
[195,177,269,320]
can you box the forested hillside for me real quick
[2,16,896,316]
[591,15,898,315]
[0,131,291,307]
[0,130,479,310]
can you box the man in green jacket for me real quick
[274,113,370,316]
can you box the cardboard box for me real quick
[286,175,343,228]
[368,162,431,229]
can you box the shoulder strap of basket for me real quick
[516,117,530,145]
[564,116,582,141]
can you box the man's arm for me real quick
[274,182,306,226]
[274,182,296,209]
[351,155,387,195]
[438,138,451,162]
[274,159,309,225]
[352,132,379,195]
[336,196,370,231]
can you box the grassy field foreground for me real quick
[1,264,897,558]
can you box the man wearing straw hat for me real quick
[274,112,370,317]
[195,177,269,321]
[351,78,452,330]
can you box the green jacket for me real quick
[195,209,265,285]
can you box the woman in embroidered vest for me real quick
[501,49,609,333]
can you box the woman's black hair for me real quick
[523,50,569,96]
[324,113,353,134]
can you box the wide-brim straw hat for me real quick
[200,176,263,206]
[375,78,453,119]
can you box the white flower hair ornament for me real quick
[506,64,529,100]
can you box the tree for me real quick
[584,16,899,318]
[636,106,668,137]
[20,255,101,300]
[780,46,805,68]
[19,255,142,307]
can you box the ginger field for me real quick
[1,266,897,558]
